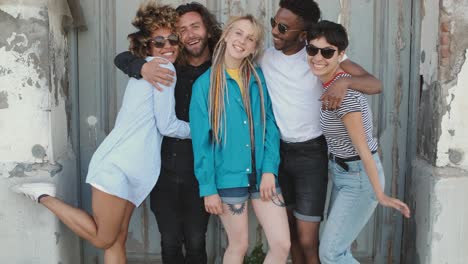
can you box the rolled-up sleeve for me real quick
[153,59,190,139]
[189,73,217,197]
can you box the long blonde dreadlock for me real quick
[208,15,266,144]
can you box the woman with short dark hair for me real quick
[306,20,411,264]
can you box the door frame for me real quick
[371,0,419,262]
[76,0,116,262]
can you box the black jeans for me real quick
[150,169,210,264]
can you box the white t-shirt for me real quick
[260,46,323,142]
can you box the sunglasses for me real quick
[270,17,302,34]
[305,44,337,59]
[150,34,179,48]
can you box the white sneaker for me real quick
[11,182,56,203]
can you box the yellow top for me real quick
[226,68,244,95]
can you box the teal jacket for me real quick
[189,67,280,197]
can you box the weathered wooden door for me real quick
[317,1,415,263]
[77,0,414,263]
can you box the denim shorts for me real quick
[218,186,282,205]
[278,135,329,222]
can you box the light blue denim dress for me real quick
[86,57,190,206]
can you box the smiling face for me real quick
[149,27,180,63]
[307,36,344,82]
[223,19,257,68]
[271,8,306,55]
[178,11,209,58]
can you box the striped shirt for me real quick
[320,72,378,158]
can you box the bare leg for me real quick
[287,210,305,264]
[252,196,290,264]
[219,202,249,264]
[40,187,129,249]
[104,201,135,264]
[296,220,320,264]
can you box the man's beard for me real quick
[185,38,208,58]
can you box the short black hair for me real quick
[307,20,348,52]
[176,2,222,54]
[279,0,321,28]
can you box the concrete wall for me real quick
[407,159,468,264]
[405,0,468,263]
[0,1,80,263]
[436,1,468,169]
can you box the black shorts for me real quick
[278,135,328,222]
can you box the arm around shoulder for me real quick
[340,59,382,95]
[114,51,146,79]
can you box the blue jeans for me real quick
[319,153,385,264]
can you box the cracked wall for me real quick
[405,0,468,263]
[0,6,50,165]
[418,0,468,169]
[418,0,442,164]
[436,1,468,169]
[406,158,468,264]
[0,1,80,263]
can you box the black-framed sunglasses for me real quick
[270,17,301,34]
[150,34,179,48]
[305,44,337,59]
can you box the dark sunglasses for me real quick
[305,44,337,59]
[270,17,301,34]
[150,34,179,48]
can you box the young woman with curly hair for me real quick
[11,2,188,263]
[114,3,224,263]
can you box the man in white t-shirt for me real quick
[260,1,382,263]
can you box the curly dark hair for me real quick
[279,0,321,29]
[128,2,179,58]
[176,2,222,55]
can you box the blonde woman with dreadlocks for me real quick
[11,2,189,263]
[190,15,290,263]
